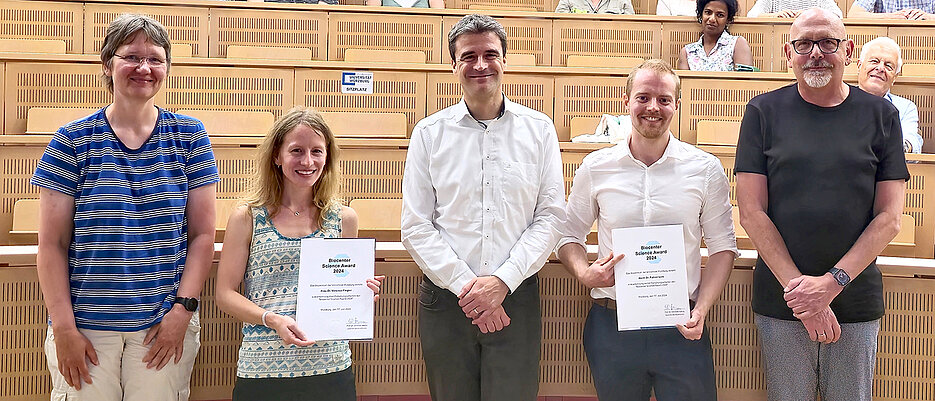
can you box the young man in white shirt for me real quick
[556,59,737,401]
[400,14,565,401]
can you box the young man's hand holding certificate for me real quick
[611,224,690,331]
[295,237,377,341]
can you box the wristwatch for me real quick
[173,297,199,312]
[827,267,851,287]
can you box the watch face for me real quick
[832,270,850,286]
[176,297,198,311]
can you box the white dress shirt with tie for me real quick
[401,96,566,294]
[557,134,738,301]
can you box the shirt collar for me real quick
[616,132,686,165]
[452,93,510,125]
[715,30,732,46]
[692,30,732,50]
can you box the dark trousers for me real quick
[583,303,717,401]
[231,367,356,401]
[418,275,541,401]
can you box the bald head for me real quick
[784,7,853,95]
[790,8,845,39]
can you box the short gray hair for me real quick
[860,36,903,73]
[447,14,507,60]
[100,14,172,93]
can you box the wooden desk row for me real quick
[2,0,935,72]
[46,0,813,17]
[0,58,932,152]
[1,245,933,401]
[2,134,934,259]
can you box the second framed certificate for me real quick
[611,224,690,331]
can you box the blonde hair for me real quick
[243,107,342,227]
[625,59,682,99]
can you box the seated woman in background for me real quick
[216,107,384,401]
[678,0,753,71]
[656,0,697,15]
[746,0,842,17]
[366,0,444,8]
[555,0,634,14]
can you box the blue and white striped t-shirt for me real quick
[31,107,220,332]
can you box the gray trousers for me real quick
[755,313,880,401]
[418,275,541,401]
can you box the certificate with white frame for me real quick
[296,237,376,341]
[611,224,690,331]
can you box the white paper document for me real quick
[612,224,691,331]
[296,237,375,341]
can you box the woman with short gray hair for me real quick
[33,13,218,401]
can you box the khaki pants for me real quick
[45,314,200,401]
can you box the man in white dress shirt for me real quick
[556,59,737,401]
[400,14,565,401]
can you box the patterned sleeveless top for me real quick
[684,30,739,72]
[236,205,352,378]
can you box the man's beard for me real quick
[802,59,834,88]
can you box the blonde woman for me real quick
[216,107,383,401]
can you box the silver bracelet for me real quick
[261,310,272,327]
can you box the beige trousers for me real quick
[44,314,200,401]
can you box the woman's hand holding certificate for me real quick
[264,313,316,347]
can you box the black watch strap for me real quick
[174,297,199,312]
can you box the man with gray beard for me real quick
[734,8,908,401]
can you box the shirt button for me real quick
[485,155,490,160]
[485,181,490,185]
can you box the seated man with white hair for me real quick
[857,36,923,153]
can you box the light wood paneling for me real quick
[328,13,442,63]
[84,4,208,57]
[208,8,327,60]
[0,0,83,53]
[552,20,662,66]
[3,63,114,135]
[295,69,426,135]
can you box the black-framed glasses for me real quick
[113,53,167,68]
[789,38,846,55]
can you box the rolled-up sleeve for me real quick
[701,158,738,257]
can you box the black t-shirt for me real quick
[735,83,909,323]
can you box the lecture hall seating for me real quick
[0,1,933,400]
